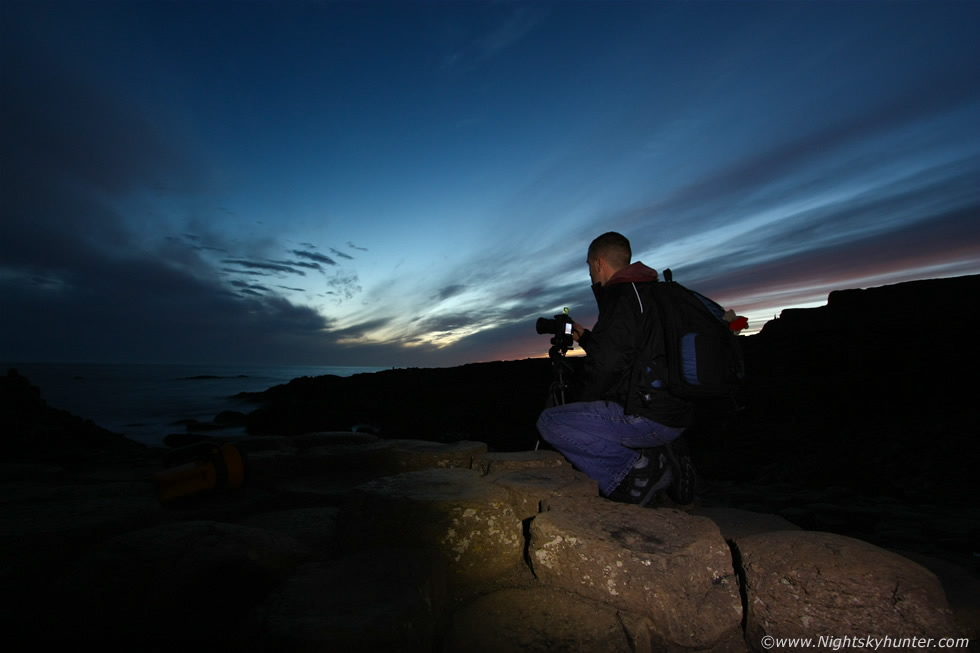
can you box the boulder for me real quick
[339,468,524,591]
[528,496,743,650]
[487,465,599,521]
[472,449,568,475]
[734,530,959,649]
[244,549,447,651]
[382,438,488,473]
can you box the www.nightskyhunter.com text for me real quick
[760,634,969,650]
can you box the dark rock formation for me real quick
[1,368,145,462]
[235,275,979,513]
[2,439,968,649]
[239,359,555,449]
[696,275,979,505]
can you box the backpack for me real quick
[631,269,746,404]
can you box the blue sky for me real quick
[2,0,978,367]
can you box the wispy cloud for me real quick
[432,284,467,301]
[292,249,338,266]
[222,259,306,276]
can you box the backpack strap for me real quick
[624,280,658,416]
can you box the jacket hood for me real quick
[591,261,658,303]
[603,261,658,286]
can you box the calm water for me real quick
[3,362,387,447]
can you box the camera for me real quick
[536,311,575,350]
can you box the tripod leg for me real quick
[663,437,698,505]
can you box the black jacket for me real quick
[577,262,693,427]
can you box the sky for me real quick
[2,0,979,368]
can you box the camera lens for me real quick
[536,317,556,335]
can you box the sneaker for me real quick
[612,449,673,507]
[664,440,698,505]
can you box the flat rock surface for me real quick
[340,467,525,589]
[529,496,742,649]
[735,530,958,646]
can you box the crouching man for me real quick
[536,231,696,506]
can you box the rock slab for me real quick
[339,467,524,590]
[735,530,958,649]
[529,496,743,650]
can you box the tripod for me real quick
[535,338,574,451]
[545,341,574,408]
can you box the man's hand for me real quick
[572,321,586,342]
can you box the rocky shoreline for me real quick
[2,274,978,648]
[1,432,976,649]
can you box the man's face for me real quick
[587,256,602,286]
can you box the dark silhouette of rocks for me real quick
[237,275,979,506]
[240,359,555,449]
[704,275,979,503]
[1,368,145,462]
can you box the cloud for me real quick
[634,63,980,237]
[330,317,394,343]
[231,280,272,295]
[329,248,354,260]
[223,259,307,276]
[433,284,467,301]
[325,271,362,301]
[0,37,362,365]
[0,249,342,364]
[292,249,338,266]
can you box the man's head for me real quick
[587,232,631,286]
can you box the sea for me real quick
[3,362,387,447]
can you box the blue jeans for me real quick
[537,400,685,496]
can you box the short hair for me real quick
[588,232,632,269]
